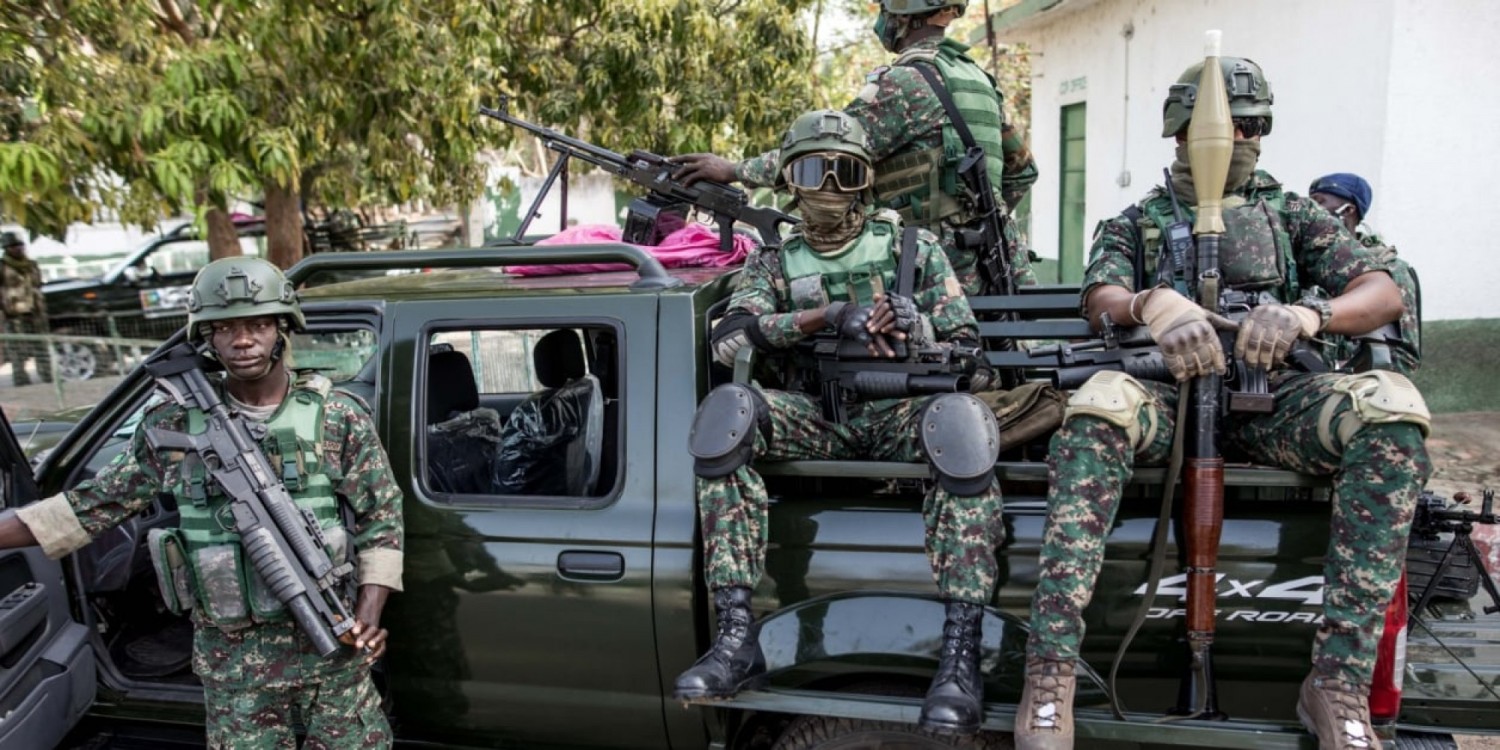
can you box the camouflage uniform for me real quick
[1025,170,1433,687]
[1,254,47,386]
[17,377,403,749]
[735,36,1038,295]
[1321,228,1420,375]
[702,219,1006,604]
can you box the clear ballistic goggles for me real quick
[783,152,873,192]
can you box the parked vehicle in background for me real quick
[38,222,263,381]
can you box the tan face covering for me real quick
[795,189,865,252]
[1168,140,1262,206]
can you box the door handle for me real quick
[557,551,624,582]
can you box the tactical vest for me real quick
[1126,175,1299,303]
[158,372,347,631]
[779,213,902,310]
[873,40,1008,229]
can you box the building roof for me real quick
[972,0,1105,42]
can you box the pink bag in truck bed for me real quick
[506,223,754,276]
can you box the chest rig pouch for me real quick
[780,216,901,311]
[157,373,350,631]
[1132,190,1297,301]
[874,43,1007,229]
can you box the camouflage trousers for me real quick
[699,388,1005,604]
[202,660,390,749]
[3,314,44,386]
[1026,373,1431,686]
[931,218,1037,298]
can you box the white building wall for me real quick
[1004,0,1498,320]
[1379,1,1500,321]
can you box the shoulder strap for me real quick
[907,62,979,151]
[897,226,920,297]
[1120,205,1148,291]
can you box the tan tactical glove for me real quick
[1135,287,1237,382]
[1235,304,1321,370]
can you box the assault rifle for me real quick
[479,97,798,252]
[143,342,356,658]
[804,337,977,423]
[906,65,1016,300]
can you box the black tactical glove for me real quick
[884,293,920,335]
[824,301,873,344]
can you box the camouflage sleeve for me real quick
[1079,215,1142,315]
[326,394,404,590]
[61,406,178,538]
[1284,194,1391,296]
[844,66,944,162]
[912,233,980,342]
[1000,123,1038,211]
[725,249,804,349]
[735,149,782,189]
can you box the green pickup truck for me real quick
[0,245,1493,749]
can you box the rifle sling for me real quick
[1108,382,1191,721]
[896,226,920,298]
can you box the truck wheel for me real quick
[772,717,1012,750]
[49,337,113,382]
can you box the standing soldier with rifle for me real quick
[671,0,1038,297]
[1012,50,1432,750]
[0,257,403,748]
[677,109,1006,736]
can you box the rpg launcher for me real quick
[806,337,976,423]
[479,97,799,252]
[143,342,356,659]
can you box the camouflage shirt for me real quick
[1084,170,1394,311]
[62,376,404,687]
[1,255,45,318]
[728,220,980,350]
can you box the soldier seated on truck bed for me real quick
[1011,56,1432,750]
[676,109,1007,736]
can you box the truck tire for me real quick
[772,717,1012,750]
[48,333,114,382]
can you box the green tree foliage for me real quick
[0,0,816,265]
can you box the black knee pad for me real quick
[689,384,772,478]
[920,393,1000,496]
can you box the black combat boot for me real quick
[672,587,765,701]
[918,601,986,735]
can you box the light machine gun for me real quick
[143,342,357,658]
[1409,489,1500,618]
[479,98,799,252]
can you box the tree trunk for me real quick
[204,207,242,261]
[264,182,304,269]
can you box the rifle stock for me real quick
[143,343,356,659]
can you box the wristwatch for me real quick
[1297,296,1334,333]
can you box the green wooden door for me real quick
[1058,103,1087,283]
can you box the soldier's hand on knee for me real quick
[668,154,737,186]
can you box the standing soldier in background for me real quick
[1012,58,1431,750]
[677,110,1005,736]
[672,0,1038,295]
[0,257,403,748]
[1308,173,1420,374]
[0,231,48,386]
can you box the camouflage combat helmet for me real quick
[878,0,966,14]
[187,256,305,341]
[1162,57,1274,138]
[780,110,872,168]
